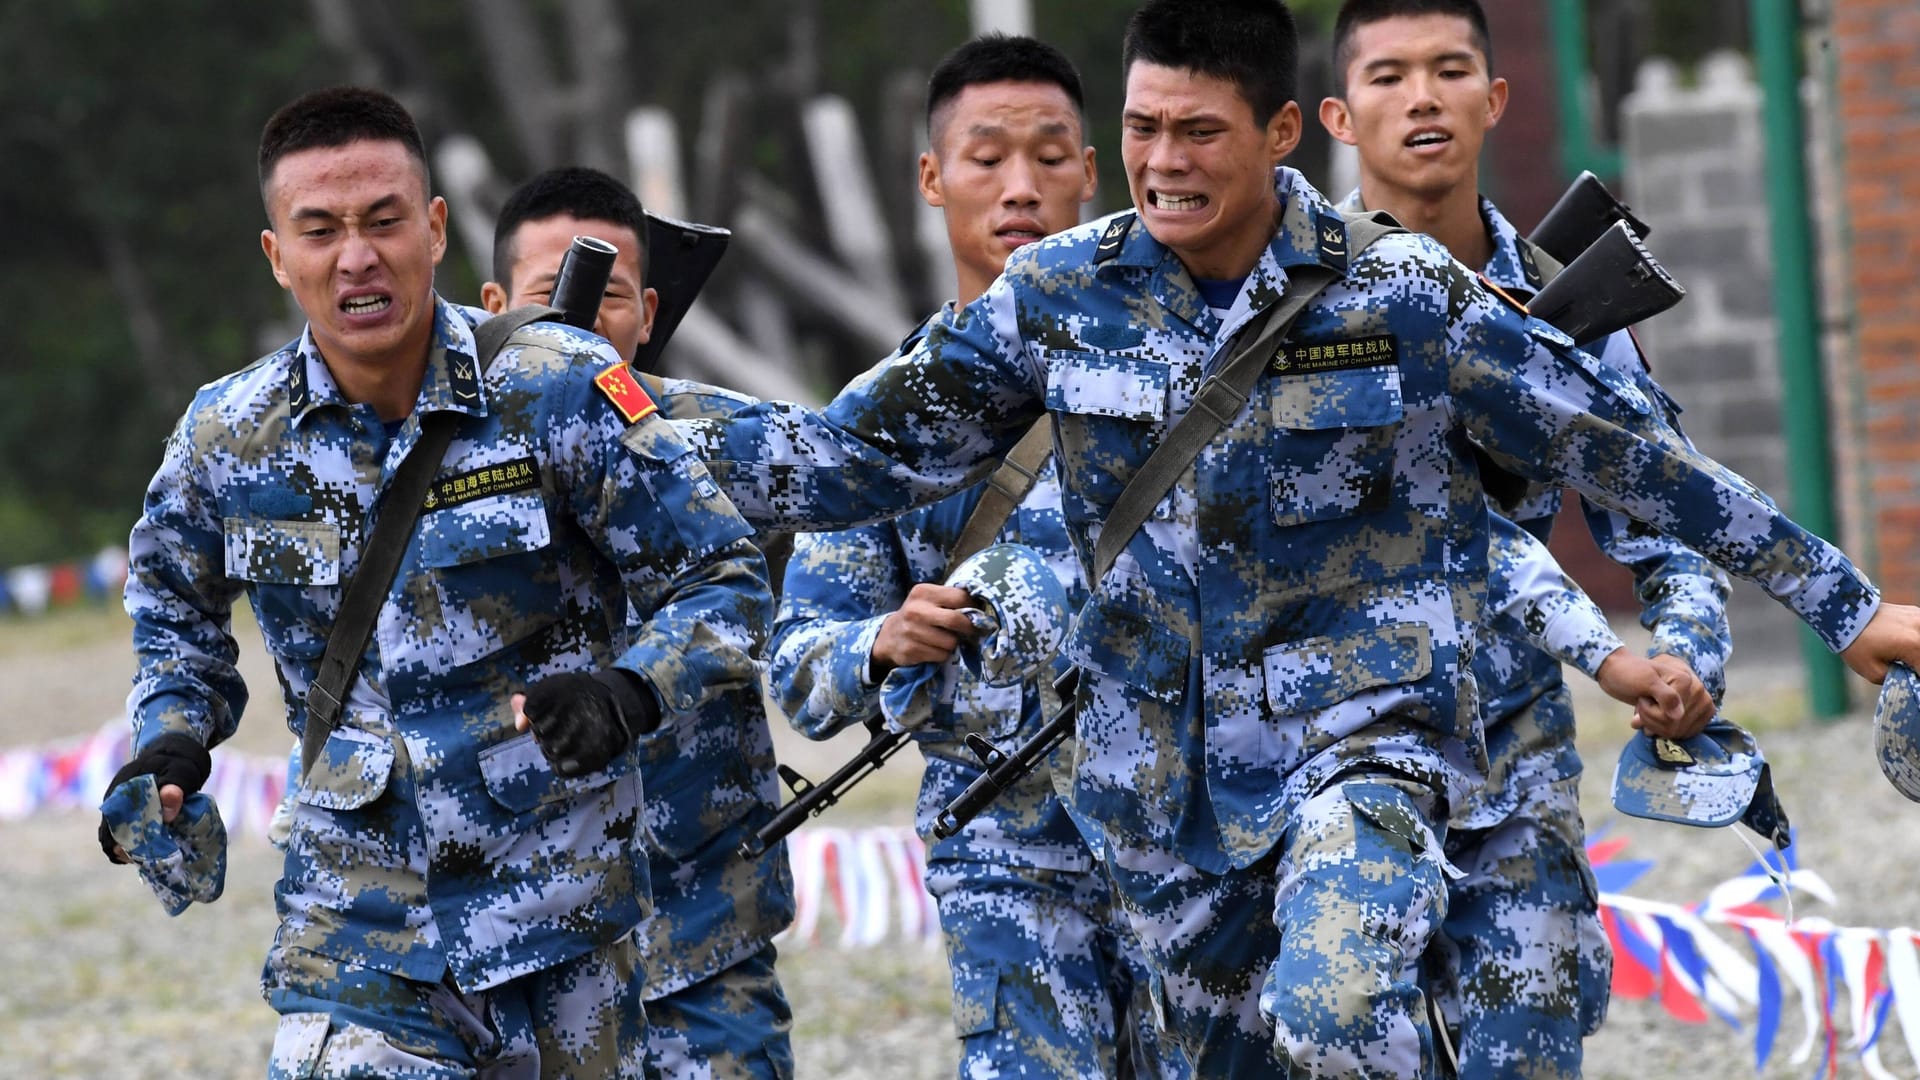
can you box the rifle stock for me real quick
[1526,220,1685,345]
[739,718,910,859]
[1529,170,1651,266]
[635,210,731,374]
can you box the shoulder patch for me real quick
[1092,213,1136,264]
[1315,210,1350,272]
[594,362,659,424]
[1477,272,1531,317]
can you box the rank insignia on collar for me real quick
[1315,210,1349,272]
[594,362,658,424]
[288,357,309,413]
[449,355,481,403]
[1477,272,1531,316]
[1093,213,1136,264]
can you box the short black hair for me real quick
[925,33,1087,144]
[1332,0,1494,91]
[258,86,428,208]
[1122,0,1298,124]
[492,166,649,288]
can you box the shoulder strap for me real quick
[1087,214,1401,587]
[300,305,558,779]
[947,418,1055,573]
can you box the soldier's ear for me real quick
[1266,100,1303,164]
[638,287,658,346]
[919,150,945,209]
[1320,97,1358,147]
[480,281,509,315]
[1485,76,1510,131]
[261,229,292,291]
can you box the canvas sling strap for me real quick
[301,305,560,779]
[944,418,1057,573]
[1087,213,1402,587]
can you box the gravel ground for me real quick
[5,607,1918,1078]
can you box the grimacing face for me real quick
[920,79,1097,302]
[481,214,656,366]
[1321,14,1507,202]
[1121,61,1299,281]
[260,138,447,375]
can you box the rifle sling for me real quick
[301,305,558,779]
[1087,214,1401,587]
[946,418,1056,572]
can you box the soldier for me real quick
[1317,1,1731,1074]
[669,0,1920,1074]
[481,165,797,1080]
[768,34,1190,1079]
[103,86,769,1078]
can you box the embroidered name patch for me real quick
[423,457,539,511]
[594,362,659,424]
[1270,334,1398,374]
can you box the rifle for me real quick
[1528,170,1651,266]
[634,210,731,374]
[739,717,912,859]
[549,236,619,329]
[932,669,1078,840]
[1526,219,1686,345]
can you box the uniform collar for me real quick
[1106,168,1347,335]
[286,295,488,427]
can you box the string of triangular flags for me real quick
[5,720,1916,1076]
[0,547,127,615]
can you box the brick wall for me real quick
[1830,0,1920,604]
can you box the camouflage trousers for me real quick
[924,857,1191,1079]
[1103,776,1451,1079]
[1428,775,1610,1080]
[640,942,795,1079]
[263,938,645,1078]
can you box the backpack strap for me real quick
[1087,211,1402,586]
[946,418,1056,573]
[301,305,560,779]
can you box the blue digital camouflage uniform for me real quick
[633,373,797,1080]
[770,316,1188,1078]
[1339,190,1737,1080]
[124,297,769,1077]
[674,167,1877,1078]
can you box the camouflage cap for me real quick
[1611,719,1791,848]
[99,772,228,916]
[945,542,1071,689]
[1874,661,1920,802]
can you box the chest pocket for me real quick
[224,517,341,585]
[1044,350,1168,509]
[417,491,558,668]
[1266,364,1404,529]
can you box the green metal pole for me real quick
[1751,0,1850,718]
[1546,0,1622,179]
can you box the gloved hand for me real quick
[518,670,661,778]
[98,732,212,863]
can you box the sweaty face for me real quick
[260,139,446,374]
[1122,62,1298,281]
[1327,14,1506,202]
[922,80,1096,302]
[492,214,654,365]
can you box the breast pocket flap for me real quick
[1263,622,1432,715]
[1044,350,1169,422]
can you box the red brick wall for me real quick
[1833,0,1920,603]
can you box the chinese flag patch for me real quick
[593,362,658,424]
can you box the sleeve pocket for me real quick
[1263,622,1432,715]
[949,966,1001,1037]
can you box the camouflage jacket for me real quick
[1342,191,1736,826]
[769,350,1093,870]
[124,298,769,990]
[675,169,1875,872]
[629,374,794,999]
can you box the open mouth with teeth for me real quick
[341,295,392,316]
[998,227,1045,245]
[1405,132,1452,149]
[1151,192,1207,211]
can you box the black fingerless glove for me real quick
[522,669,661,778]
[97,732,213,863]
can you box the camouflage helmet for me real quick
[1611,718,1791,849]
[99,772,228,916]
[944,542,1072,688]
[1874,661,1920,802]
